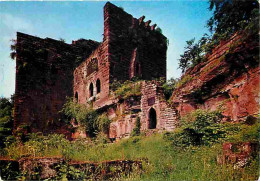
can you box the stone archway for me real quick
[75,92,78,102]
[148,108,157,129]
[89,83,94,97]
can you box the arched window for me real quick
[87,58,98,76]
[148,108,157,129]
[89,83,94,97]
[75,92,78,102]
[96,79,101,94]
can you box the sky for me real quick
[0,0,212,98]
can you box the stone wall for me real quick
[140,81,178,132]
[109,81,179,140]
[73,43,111,109]
[108,96,142,139]
[171,32,259,122]
[0,157,143,180]
[15,32,99,135]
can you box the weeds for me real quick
[1,110,258,180]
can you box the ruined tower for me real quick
[14,2,169,137]
[74,2,167,107]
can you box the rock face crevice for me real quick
[170,32,259,122]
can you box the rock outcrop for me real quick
[171,32,259,122]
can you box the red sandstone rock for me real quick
[171,32,259,122]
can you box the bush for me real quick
[61,98,98,137]
[175,75,193,88]
[0,97,14,148]
[95,132,111,145]
[164,109,226,147]
[62,98,111,137]
[164,109,259,148]
[112,80,141,100]
[95,113,111,134]
[161,78,177,100]
[131,117,141,136]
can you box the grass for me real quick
[2,130,258,180]
[1,112,259,181]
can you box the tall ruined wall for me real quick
[15,32,99,134]
[171,32,259,122]
[73,43,111,108]
[104,2,167,82]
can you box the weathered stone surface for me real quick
[19,157,63,179]
[218,142,258,169]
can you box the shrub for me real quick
[131,117,141,136]
[62,98,112,137]
[0,97,14,148]
[95,132,111,145]
[113,80,141,100]
[161,78,177,100]
[164,109,226,147]
[175,75,193,88]
[61,98,98,137]
[96,113,111,134]
[165,109,259,148]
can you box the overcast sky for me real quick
[0,1,212,98]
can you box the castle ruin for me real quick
[14,2,178,139]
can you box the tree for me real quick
[178,38,204,73]
[0,97,14,148]
[10,39,17,60]
[162,78,177,100]
[178,0,259,73]
[207,0,259,42]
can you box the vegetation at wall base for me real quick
[1,110,258,180]
[131,117,141,137]
[61,98,112,138]
[0,97,14,149]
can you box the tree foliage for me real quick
[10,39,17,60]
[161,78,177,100]
[0,97,14,148]
[207,0,259,42]
[178,38,207,73]
[178,0,259,73]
